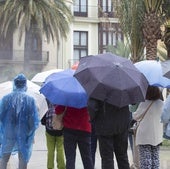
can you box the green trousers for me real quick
[46,132,65,169]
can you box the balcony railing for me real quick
[0,50,49,64]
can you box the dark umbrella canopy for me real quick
[74,53,149,108]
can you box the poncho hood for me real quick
[13,73,27,92]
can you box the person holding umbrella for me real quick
[133,86,163,169]
[55,105,94,169]
[74,53,149,169]
[88,98,131,169]
[40,69,93,169]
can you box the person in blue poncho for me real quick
[0,73,39,169]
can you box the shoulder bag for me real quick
[129,101,153,136]
[52,107,67,130]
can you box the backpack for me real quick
[41,106,56,131]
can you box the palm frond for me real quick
[0,0,73,44]
[114,0,145,62]
[144,0,163,13]
[106,41,131,59]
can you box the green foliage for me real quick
[106,41,130,59]
[162,139,170,147]
[162,0,170,27]
[144,0,163,13]
[114,0,145,62]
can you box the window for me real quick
[98,0,115,17]
[74,0,88,17]
[30,34,42,60]
[26,25,42,61]
[98,23,123,53]
[73,31,88,60]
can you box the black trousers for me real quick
[98,130,130,169]
[91,122,98,166]
[63,130,94,169]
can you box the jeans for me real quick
[63,130,93,169]
[0,152,27,169]
[46,132,65,169]
[98,131,130,169]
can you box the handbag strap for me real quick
[138,101,154,123]
[63,106,67,115]
[134,101,154,136]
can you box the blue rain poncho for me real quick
[0,74,39,163]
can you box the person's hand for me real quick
[130,119,137,127]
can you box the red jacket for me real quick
[55,105,91,133]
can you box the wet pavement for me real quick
[8,125,170,169]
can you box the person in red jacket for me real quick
[55,105,94,169]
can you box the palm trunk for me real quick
[145,39,158,60]
[142,12,162,60]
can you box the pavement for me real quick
[7,124,170,169]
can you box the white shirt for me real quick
[133,100,163,146]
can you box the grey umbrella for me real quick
[74,53,149,108]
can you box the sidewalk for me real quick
[8,125,170,169]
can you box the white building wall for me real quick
[56,0,74,69]
[62,0,100,68]
[73,22,99,55]
[88,0,98,18]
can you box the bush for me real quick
[162,139,170,147]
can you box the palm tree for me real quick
[114,0,145,63]
[106,41,131,59]
[114,0,164,61]
[0,0,72,72]
[142,0,163,60]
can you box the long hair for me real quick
[145,86,163,100]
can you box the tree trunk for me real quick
[145,39,158,60]
[142,12,162,60]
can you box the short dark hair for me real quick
[145,86,162,100]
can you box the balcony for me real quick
[0,50,49,65]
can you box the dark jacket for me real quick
[87,98,130,136]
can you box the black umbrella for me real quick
[74,53,149,108]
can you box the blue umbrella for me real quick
[40,69,88,108]
[134,60,170,88]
